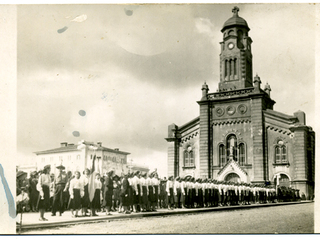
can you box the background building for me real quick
[34,140,130,176]
[166,7,315,199]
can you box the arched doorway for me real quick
[224,172,240,183]
[274,173,290,188]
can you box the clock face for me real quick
[228,43,234,50]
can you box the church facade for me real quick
[165,7,315,199]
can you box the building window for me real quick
[184,146,194,167]
[219,144,226,167]
[77,155,80,160]
[239,143,245,166]
[50,157,53,162]
[274,140,288,165]
[41,157,45,163]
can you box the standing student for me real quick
[81,168,90,216]
[51,164,68,216]
[90,173,102,216]
[112,175,121,212]
[140,173,148,212]
[127,173,134,212]
[173,177,181,208]
[36,165,51,221]
[28,171,39,212]
[120,174,131,214]
[131,171,140,213]
[146,173,153,211]
[153,174,160,210]
[69,171,84,218]
[166,176,174,210]
[103,170,114,215]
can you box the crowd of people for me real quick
[16,164,289,222]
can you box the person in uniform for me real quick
[173,176,181,208]
[180,176,186,208]
[120,173,131,214]
[103,170,114,215]
[166,176,174,210]
[131,171,140,213]
[153,173,160,210]
[69,171,84,218]
[140,173,148,212]
[112,175,121,212]
[63,171,73,210]
[51,164,68,216]
[190,177,196,208]
[90,173,102,216]
[146,173,153,211]
[16,171,29,214]
[28,171,39,212]
[36,165,51,221]
[81,168,91,216]
[49,173,55,211]
[159,177,167,209]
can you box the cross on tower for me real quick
[232,6,239,15]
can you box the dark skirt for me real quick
[154,186,159,203]
[133,189,140,205]
[142,186,148,205]
[81,184,90,208]
[168,188,174,204]
[68,189,81,210]
[136,184,141,204]
[37,185,50,210]
[105,189,113,207]
[148,186,155,202]
[128,186,133,206]
[91,189,101,209]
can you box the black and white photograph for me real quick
[0,2,319,235]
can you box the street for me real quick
[22,202,314,234]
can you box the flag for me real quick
[88,154,96,203]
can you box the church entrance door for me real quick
[224,173,240,183]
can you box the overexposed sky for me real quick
[16,4,316,177]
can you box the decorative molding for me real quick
[208,87,254,99]
[238,104,247,114]
[216,107,225,117]
[212,118,251,126]
[217,160,248,182]
[226,105,236,115]
[266,125,292,136]
[273,162,290,168]
[182,165,196,170]
[181,131,199,143]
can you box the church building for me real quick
[165,7,315,199]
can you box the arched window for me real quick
[227,134,237,161]
[239,143,245,166]
[274,140,288,164]
[184,150,189,166]
[184,146,195,167]
[219,144,226,167]
[225,59,228,79]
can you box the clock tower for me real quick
[219,6,253,91]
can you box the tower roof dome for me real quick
[221,6,250,32]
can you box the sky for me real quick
[16,3,317,178]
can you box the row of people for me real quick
[17,166,280,221]
[164,176,277,209]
